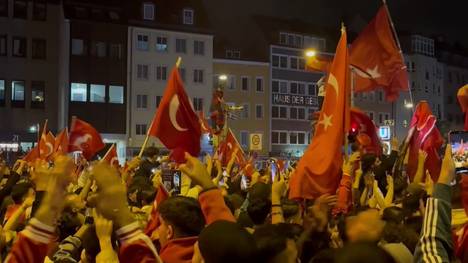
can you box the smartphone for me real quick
[449,131,468,174]
[172,170,181,195]
[270,160,277,182]
[240,175,248,190]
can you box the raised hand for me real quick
[438,145,455,185]
[179,152,216,190]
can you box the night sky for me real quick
[204,0,468,47]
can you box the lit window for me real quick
[70,83,87,102]
[90,84,105,102]
[143,3,154,20]
[156,36,168,52]
[183,8,193,25]
[71,39,85,55]
[31,81,45,108]
[109,85,124,104]
[137,34,149,51]
[11,80,25,104]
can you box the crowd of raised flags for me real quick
[0,3,468,263]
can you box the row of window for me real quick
[354,90,386,103]
[214,75,264,93]
[136,95,204,112]
[272,54,306,70]
[271,131,310,145]
[410,82,441,95]
[272,105,314,120]
[448,71,467,84]
[0,35,46,59]
[278,32,326,50]
[70,83,124,104]
[0,79,45,108]
[0,0,46,20]
[411,35,435,57]
[71,39,123,60]
[136,34,205,56]
[364,111,390,125]
[272,79,317,96]
[142,3,194,25]
[136,64,204,84]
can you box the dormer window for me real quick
[143,3,154,20]
[183,8,193,25]
[226,49,240,59]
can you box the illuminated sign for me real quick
[272,94,319,107]
[378,126,391,140]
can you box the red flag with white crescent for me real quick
[68,118,105,160]
[53,128,69,156]
[38,120,55,160]
[220,129,246,167]
[147,67,201,163]
[101,144,119,168]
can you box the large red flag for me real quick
[350,5,408,102]
[38,120,55,159]
[101,144,119,168]
[406,101,443,182]
[23,146,39,163]
[289,27,349,200]
[350,108,382,156]
[148,67,201,163]
[53,128,69,156]
[144,184,169,237]
[457,84,468,131]
[219,129,246,166]
[68,118,105,160]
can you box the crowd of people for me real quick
[0,135,467,263]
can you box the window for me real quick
[13,0,27,19]
[70,83,87,102]
[272,55,280,67]
[378,113,384,124]
[11,81,25,107]
[241,103,249,119]
[425,71,429,80]
[272,80,279,93]
[31,81,45,108]
[136,124,147,135]
[256,104,263,119]
[279,81,288,93]
[0,80,4,105]
[255,77,264,92]
[226,49,240,59]
[298,133,305,144]
[136,94,148,109]
[227,75,236,90]
[156,66,167,81]
[308,108,314,120]
[178,67,186,82]
[176,38,186,53]
[298,59,305,70]
[183,8,193,25]
[90,84,105,102]
[142,3,154,20]
[272,106,288,119]
[137,34,149,51]
[33,0,46,20]
[0,35,6,56]
[0,0,7,16]
[241,76,249,91]
[155,96,162,108]
[280,56,287,68]
[290,132,298,144]
[71,39,86,55]
[271,131,288,144]
[194,69,204,83]
[279,132,287,144]
[368,112,374,122]
[109,85,124,104]
[156,36,168,52]
[91,41,106,58]
[290,82,298,94]
[298,108,305,119]
[193,97,203,111]
[240,131,248,147]
[290,107,298,119]
[308,83,316,96]
[298,83,305,95]
[31,38,46,59]
[194,40,204,55]
[290,57,298,69]
[109,43,122,60]
[12,37,26,57]
[137,64,149,80]
[280,33,287,44]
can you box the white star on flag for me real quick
[319,113,333,131]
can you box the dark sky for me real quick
[204,0,468,47]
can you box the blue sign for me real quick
[379,126,391,140]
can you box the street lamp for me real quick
[404,100,413,109]
[219,74,228,81]
[28,125,38,133]
[305,49,317,58]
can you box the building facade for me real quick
[126,1,213,155]
[65,1,128,162]
[213,59,270,156]
[0,0,68,154]
[269,32,326,158]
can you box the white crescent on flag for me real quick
[327,73,339,96]
[73,134,92,150]
[169,95,188,132]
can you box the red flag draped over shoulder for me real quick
[148,67,201,163]
[350,108,382,156]
[406,101,443,182]
[457,84,468,131]
[350,5,408,102]
[68,118,105,160]
[289,27,349,200]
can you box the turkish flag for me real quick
[23,146,39,163]
[53,128,69,156]
[306,54,332,73]
[39,128,55,160]
[199,111,212,135]
[148,67,201,163]
[68,118,105,160]
[457,84,468,131]
[406,101,443,182]
[242,157,256,177]
[219,129,246,166]
[144,184,169,237]
[350,108,382,156]
[350,5,408,102]
[101,144,119,168]
[289,28,349,200]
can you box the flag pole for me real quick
[382,0,414,113]
[100,144,115,163]
[138,57,183,158]
[342,22,350,161]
